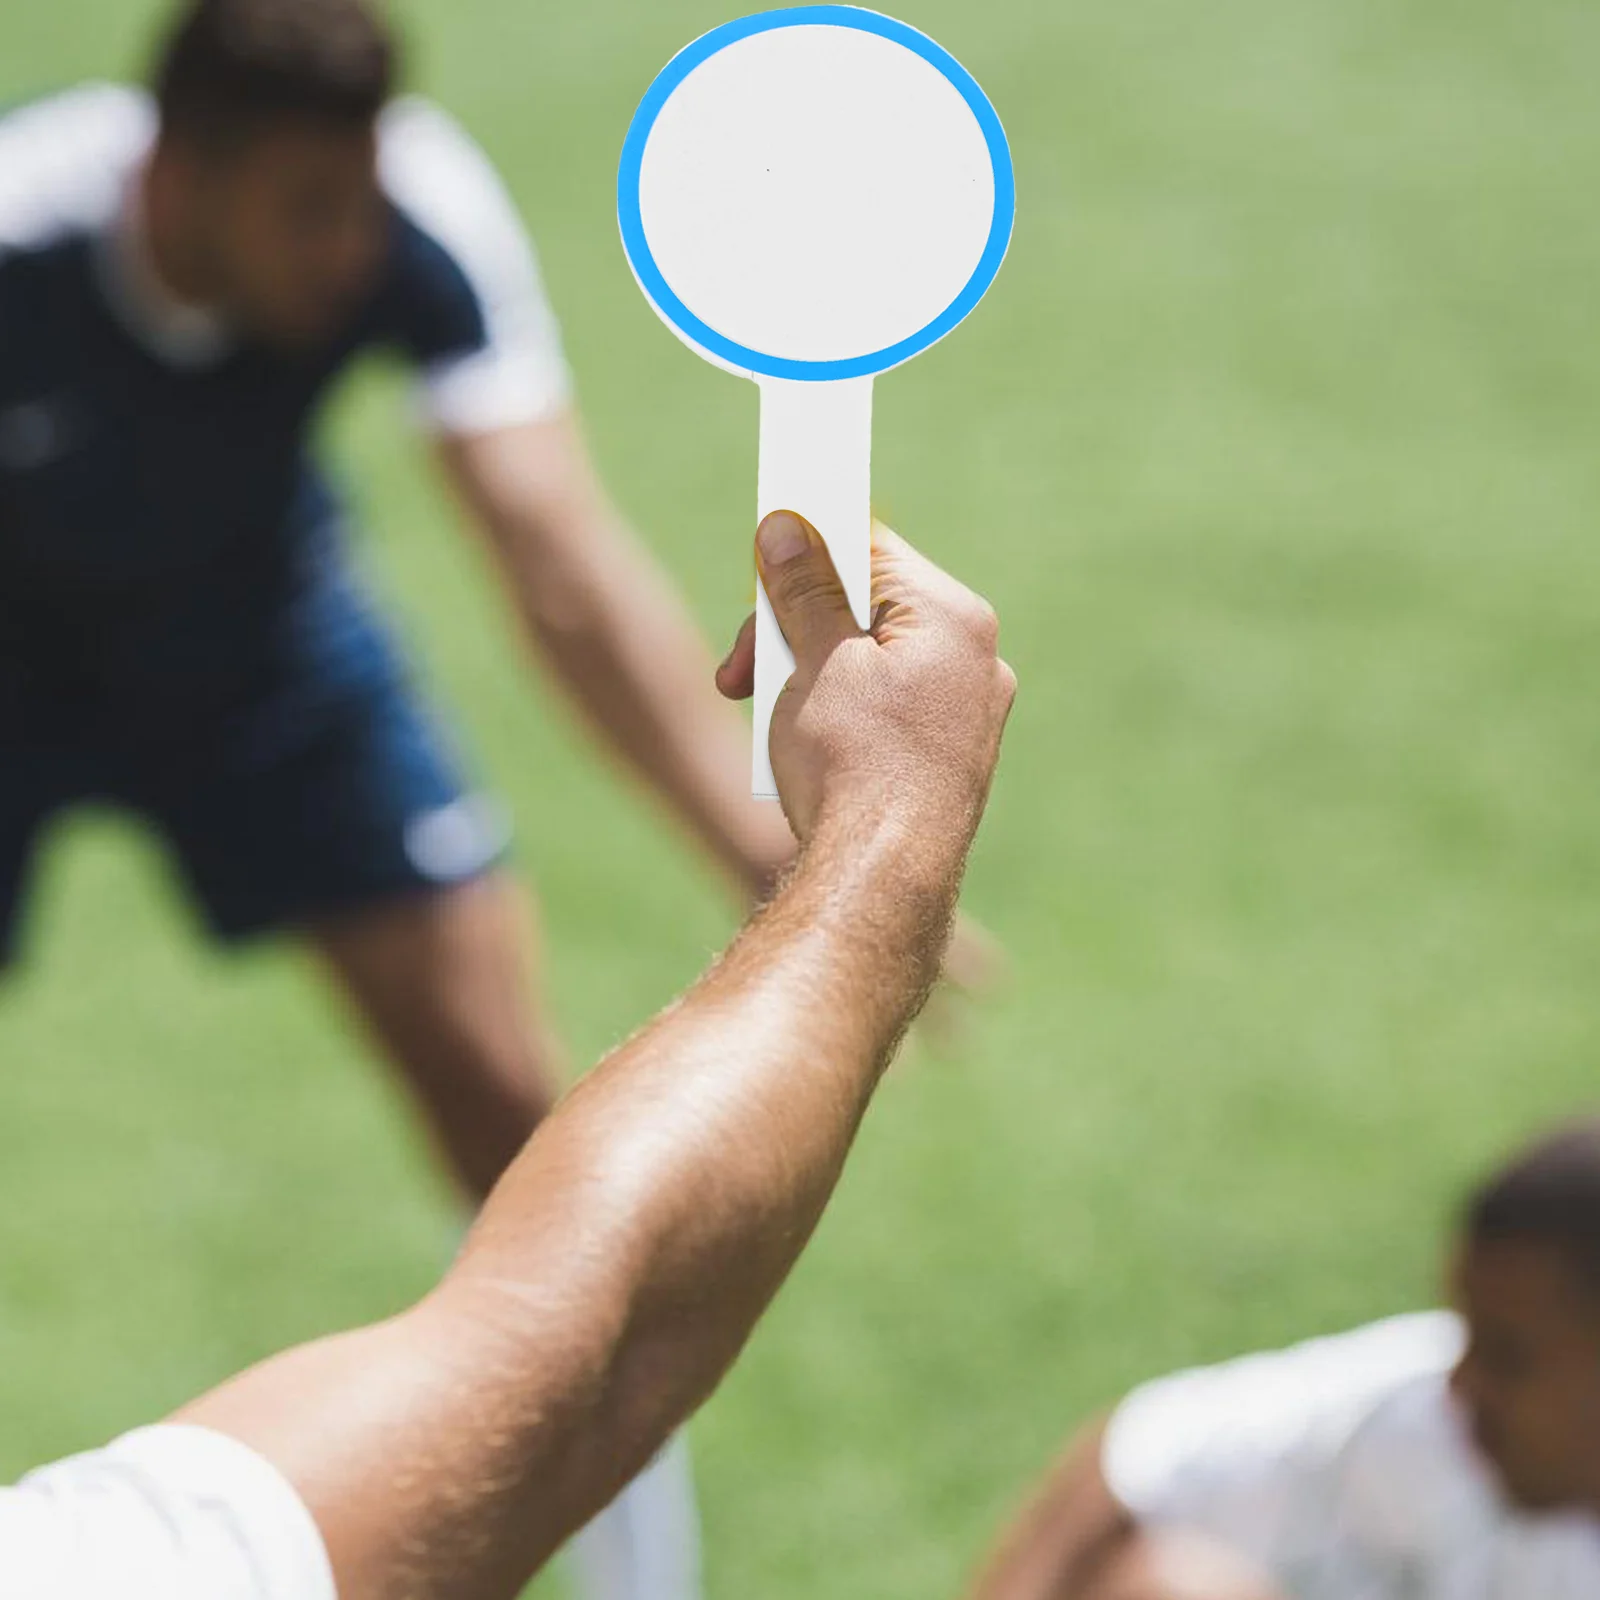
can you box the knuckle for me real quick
[961,596,1001,652]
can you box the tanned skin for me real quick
[174,511,1017,1600]
[966,1416,1283,1600]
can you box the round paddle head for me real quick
[618,6,1014,383]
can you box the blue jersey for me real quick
[0,83,572,741]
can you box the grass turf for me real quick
[3,1,1600,1593]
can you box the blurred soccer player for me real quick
[966,1117,1600,1600]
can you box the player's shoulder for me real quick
[0,82,153,257]
[1116,1311,1463,1462]
[1217,1310,1464,1431]
[1102,1312,1465,1525]
[377,94,517,231]
[1165,1309,1460,1399]
[375,92,549,331]
[1285,1309,1464,1383]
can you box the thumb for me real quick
[756,510,862,668]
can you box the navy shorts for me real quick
[0,664,510,968]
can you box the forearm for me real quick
[514,516,793,895]
[435,415,794,897]
[436,795,964,1480]
[178,800,965,1600]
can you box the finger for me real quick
[755,510,863,669]
[715,612,757,700]
[869,518,994,639]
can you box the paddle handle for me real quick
[752,375,874,800]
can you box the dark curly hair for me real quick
[1465,1117,1600,1292]
[151,0,398,149]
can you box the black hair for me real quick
[151,0,397,150]
[1465,1116,1600,1292]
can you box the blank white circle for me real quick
[637,24,996,365]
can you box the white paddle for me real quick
[618,5,1014,798]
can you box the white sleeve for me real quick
[378,95,575,435]
[1101,1311,1464,1557]
[0,1424,337,1600]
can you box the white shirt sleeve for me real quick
[1101,1311,1464,1559]
[378,95,575,436]
[0,1423,337,1600]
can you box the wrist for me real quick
[796,786,970,962]
[708,813,954,1089]
[810,775,981,896]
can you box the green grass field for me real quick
[4,1,1600,1593]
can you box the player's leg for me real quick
[308,869,562,1202]
[160,676,567,1201]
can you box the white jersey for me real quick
[0,1424,332,1598]
[1102,1311,1600,1599]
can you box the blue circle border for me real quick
[617,5,1015,382]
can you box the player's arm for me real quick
[433,408,798,902]
[967,1417,1282,1600]
[169,518,1015,1600]
[968,1417,1142,1600]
